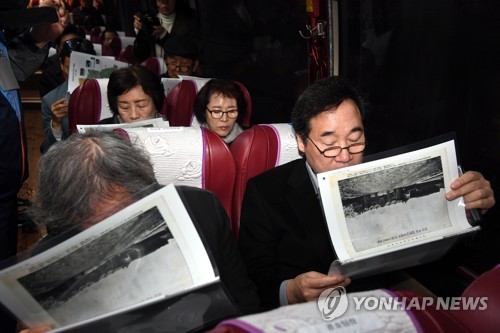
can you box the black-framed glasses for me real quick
[307,136,366,158]
[166,63,193,72]
[206,108,239,119]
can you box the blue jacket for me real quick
[0,30,48,199]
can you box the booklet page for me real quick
[219,289,418,333]
[77,117,170,134]
[318,140,474,263]
[0,185,216,331]
[68,51,129,93]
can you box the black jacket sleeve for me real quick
[176,186,261,315]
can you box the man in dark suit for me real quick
[238,76,496,310]
[19,131,259,333]
[38,24,85,98]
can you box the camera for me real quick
[139,13,161,34]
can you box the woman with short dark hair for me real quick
[193,79,247,143]
[100,66,165,124]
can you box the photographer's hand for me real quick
[30,0,69,48]
[133,15,143,31]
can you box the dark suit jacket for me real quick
[133,11,198,63]
[238,159,336,309]
[238,159,412,310]
[176,186,260,315]
[98,115,120,124]
[35,186,260,316]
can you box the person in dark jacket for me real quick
[40,38,95,153]
[0,1,69,331]
[19,131,260,333]
[238,76,496,310]
[160,36,200,78]
[71,0,105,32]
[38,24,85,98]
[132,0,197,63]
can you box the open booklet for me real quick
[76,117,170,134]
[318,135,480,279]
[68,51,129,94]
[0,184,238,332]
[216,289,419,333]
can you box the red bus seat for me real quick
[69,78,168,133]
[140,56,167,76]
[117,45,138,65]
[121,127,236,222]
[68,78,112,134]
[229,123,301,236]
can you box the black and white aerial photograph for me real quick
[338,156,451,252]
[16,206,193,327]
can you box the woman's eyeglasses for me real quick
[206,108,239,119]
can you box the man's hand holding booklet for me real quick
[318,134,479,279]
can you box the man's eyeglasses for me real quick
[206,108,239,119]
[307,136,366,158]
[166,63,193,72]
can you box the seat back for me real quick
[118,36,136,51]
[89,26,102,44]
[92,43,102,56]
[68,78,112,133]
[102,35,122,58]
[165,79,199,126]
[141,57,167,76]
[122,127,236,220]
[449,264,500,332]
[69,78,168,133]
[229,123,301,235]
[117,45,137,65]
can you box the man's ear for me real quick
[192,59,200,72]
[296,133,305,154]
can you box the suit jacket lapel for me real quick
[286,160,336,271]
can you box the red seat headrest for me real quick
[68,79,103,134]
[202,127,236,221]
[166,80,198,126]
